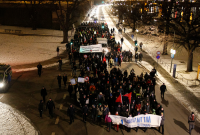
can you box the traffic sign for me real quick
[131,34,134,39]
[171,54,174,59]
[156,55,160,59]
[157,51,161,55]
[84,76,89,82]
[84,55,87,59]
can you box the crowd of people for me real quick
[63,22,166,134]
[36,21,197,135]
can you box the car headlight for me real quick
[0,83,4,88]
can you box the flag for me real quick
[115,94,122,103]
[123,92,132,104]
[84,36,86,43]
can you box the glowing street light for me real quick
[170,49,176,73]
[136,29,139,40]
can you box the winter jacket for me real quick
[109,58,114,65]
[160,116,165,125]
[97,106,103,116]
[82,106,88,114]
[68,107,75,116]
[188,114,196,125]
[46,100,55,110]
[105,115,112,123]
[103,107,109,116]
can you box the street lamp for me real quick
[170,49,176,73]
[136,29,138,40]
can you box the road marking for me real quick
[51,132,55,135]
[63,94,67,99]
[55,116,59,124]
[59,104,63,110]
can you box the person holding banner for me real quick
[105,112,112,132]
[113,111,120,132]
[159,112,165,134]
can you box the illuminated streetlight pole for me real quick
[170,49,176,73]
[136,29,138,40]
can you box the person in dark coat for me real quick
[91,105,97,122]
[82,104,88,122]
[46,98,55,118]
[38,100,43,118]
[41,86,47,103]
[68,104,75,124]
[63,73,67,87]
[160,83,166,98]
[139,52,143,62]
[58,58,62,70]
[135,53,138,63]
[56,46,59,56]
[37,63,42,77]
[57,74,62,89]
[68,83,73,98]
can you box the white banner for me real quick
[97,38,107,44]
[79,44,102,53]
[78,77,85,83]
[70,78,76,85]
[109,114,161,128]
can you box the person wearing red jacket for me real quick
[135,103,141,110]
[103,56,106,63]
[105,112,112,132]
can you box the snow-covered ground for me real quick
[0,101,39,135]
[0,25,73,66]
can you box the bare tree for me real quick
[53,0,90,43]
[163,1,200,71]
[160,0,175,55]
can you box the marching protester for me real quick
[188,112,196,135]
[63,73,67,87]
[67,104,75,124]
[57,74,62,89]
[38,100,43,118]
[37,63,42,77]
[105,112,112,132]
[160,83,167,98]
[159,112,165,134]
[41,86,47,103]
[58,58,62,71]
[46,98,55,118]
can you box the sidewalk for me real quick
[104,5,200,121]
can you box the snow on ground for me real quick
[0,25,73,66]
[0,102,39,135]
